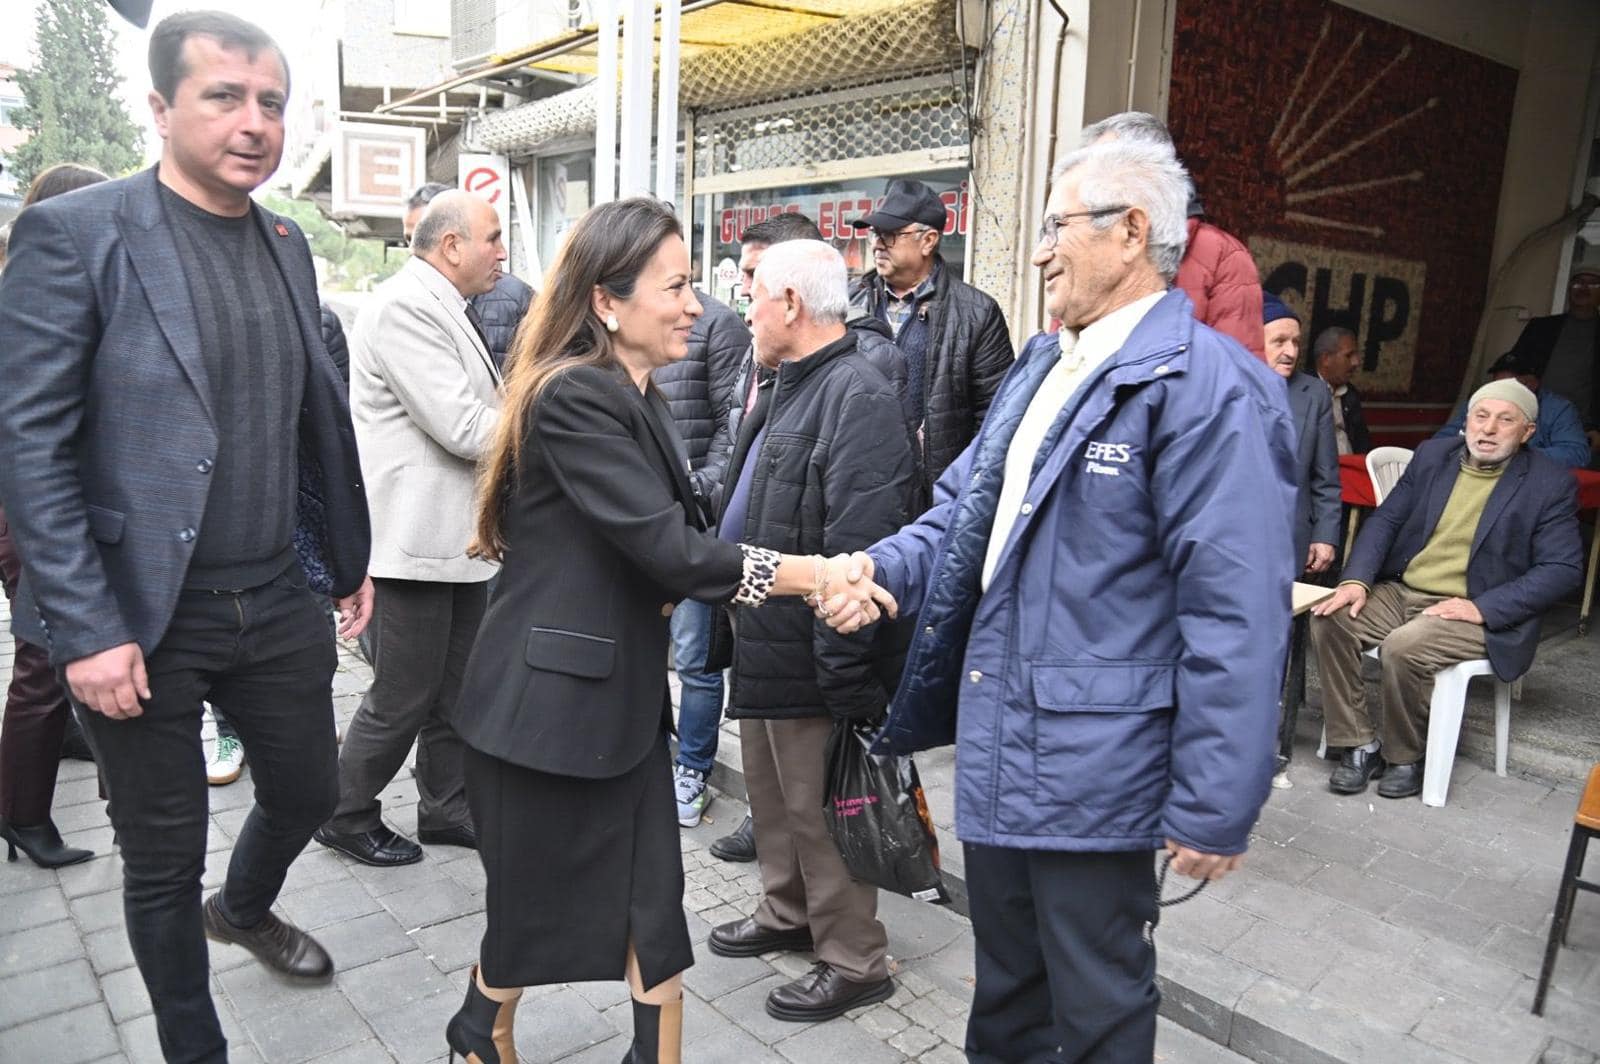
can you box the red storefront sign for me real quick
[719,184,971,244]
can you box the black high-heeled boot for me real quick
[445,965,520,1063]
[621,997,682,1064]
[0,818,93,868]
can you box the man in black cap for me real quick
[1432,350,1591,468]
[849,179,1013,504]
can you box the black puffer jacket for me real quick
[319,303,350,384]
[850,266,1014,501]
[714,331,916,721]
[653,289,750,472]
[469,272,535,370]
[695,316,909,518]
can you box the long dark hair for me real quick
[24,163,110,206]
[471,197,683,561]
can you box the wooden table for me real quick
[1338,454,1600,633]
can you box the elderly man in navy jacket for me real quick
[1311,379,1583,799]
[825,138,1297,1062]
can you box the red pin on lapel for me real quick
[274,223,289,237]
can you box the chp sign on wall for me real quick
[459,154,512,238]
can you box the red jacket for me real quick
[1176,218,1264,361]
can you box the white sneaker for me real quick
[674,765,710,827]
[207,733,245,786]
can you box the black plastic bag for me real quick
[822,719,950,904]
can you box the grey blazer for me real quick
[0,167,370,665]
[350,256,501,583]
[1286,370,1342,566]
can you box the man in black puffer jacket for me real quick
[848,179,1013,504]
[404,183,533,370]
[704,240,914,1022]
[649,288,751,827]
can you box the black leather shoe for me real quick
[203,894,333,982]
[0,818,93,868]
[314,825,423,866]
[765,962,894,1022]
[709,815,756,863]
[1328,746,1386,794]
[417,824,478,850]
[1377,760,1424,799]
[708,916,814,958]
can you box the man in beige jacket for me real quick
[315,191,505,866]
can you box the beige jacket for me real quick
[351,256,501,582]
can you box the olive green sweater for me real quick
[1401,462,1504,597]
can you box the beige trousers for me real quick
[740,717,889,982]
[1309,581,1488,764]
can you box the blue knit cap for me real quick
[1263,291,1299,325]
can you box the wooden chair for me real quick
[1533,763,1600,1015]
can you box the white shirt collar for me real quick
[1057,290,1166,370]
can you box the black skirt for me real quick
[464,737,693,990]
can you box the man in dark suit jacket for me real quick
[1309,380,1581,800]
[1313,325,1372,454]
[0,14,372,1062]
[1503,256,1600,459]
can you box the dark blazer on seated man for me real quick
[1340,437,1582,682]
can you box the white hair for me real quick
[1052,139,1190,280]
[1080,111,1173,149]
[752,239,849,324]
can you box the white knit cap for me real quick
[1467,378,1538,423]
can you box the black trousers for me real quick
[327,578,485,833]
[76,571,339,1064]
[964,844,1159,1064]
[0,506,71,825]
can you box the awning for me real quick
[376,0,911,116]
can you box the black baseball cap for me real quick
[850,179,947,232]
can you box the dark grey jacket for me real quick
[1286,371,1341,564]
[850,265,1014,501]
[713,332,916,721]
[0,168,370,664]
[469,272,535,370]
[652,289,750,473]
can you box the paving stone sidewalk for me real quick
[0,608,1237,1064]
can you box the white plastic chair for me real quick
[1365,446,1414,505]
[1318,647,1514,807]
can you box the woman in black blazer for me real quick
[441,198,895,1064]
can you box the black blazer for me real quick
[1343,439,1583,680]
[0,168,369,665]
[449,364,745,779]
[1507,313,1600,428]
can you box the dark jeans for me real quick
[964,844,1158,1064]
[0,506,72,825]
[77,571,339,1064]
[327,578,485,834]
[670,598,724,775]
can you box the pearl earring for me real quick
[605,314,620,333]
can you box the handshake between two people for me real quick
[808,551,889,635]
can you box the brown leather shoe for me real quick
[203,894,333,982]
[765,962,893,1022]
[707,916,814,958]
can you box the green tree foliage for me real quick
[262,194,405,292]
[11,0,144,188]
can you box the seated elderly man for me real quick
[1433,351,1590,469]
[1310,379,1582,798]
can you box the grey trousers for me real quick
[327,578,487,834]
[742,716,889,982]
[1309,581,1488,765]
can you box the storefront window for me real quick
[537,151,593,278]
[692,169,970,310]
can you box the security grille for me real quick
[693,74,969,181]
[452,0,496,68]
[469,0,971,159]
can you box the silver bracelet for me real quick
[734,545,781,607]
